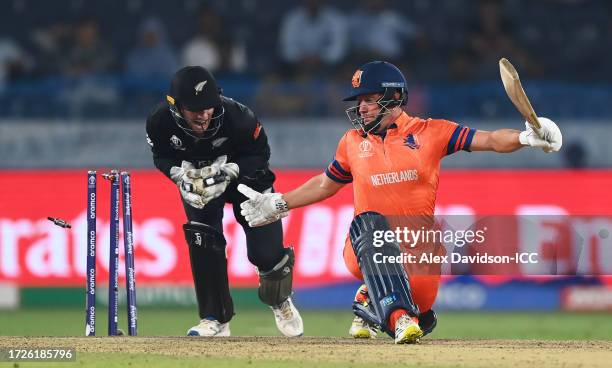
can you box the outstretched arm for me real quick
[470,117,562,153]
[283,173,345,209]
[238,173,345,227]
[470,129,523,153]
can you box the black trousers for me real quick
[181,182,285,273]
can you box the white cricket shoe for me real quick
[394,314,423,344]
[187,319,230,337]
[349,284,378,338]
[271,297,303,337]
[349,316,377,338]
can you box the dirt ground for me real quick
[1,337,611,368]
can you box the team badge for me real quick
[194,80,207,95]
[211,137,229,148]
[170,135,186,150]
[352,70,363,88]
[404,134,420,149]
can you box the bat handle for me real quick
[527,113,541,130]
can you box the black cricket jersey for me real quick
[145,96,276,191]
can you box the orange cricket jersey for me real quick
[328,112,475,312]
[325,111,475,216]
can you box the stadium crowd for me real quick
[0,0,610,118]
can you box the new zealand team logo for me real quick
[211,137,229,148]
[404,134,420,149]
[194,80,207,95]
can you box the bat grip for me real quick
[527,113,541,130]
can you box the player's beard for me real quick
[346,104,393,136]
[362,114,382,132]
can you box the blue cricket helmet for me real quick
[343,61,408,105]
[343,61,409,136]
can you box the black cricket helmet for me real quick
[344,61,408,135]
[167,66,225,139]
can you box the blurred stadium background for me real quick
[0,0,611,337]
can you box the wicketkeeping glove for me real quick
[183,155,239,203]
[519,117,562,153]
[170,161,206,209]
[190,155,239,182]
[238,184,289,227]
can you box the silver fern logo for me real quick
[194,80,207,95]
[211,137,228,148]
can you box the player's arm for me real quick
[469,129,523,153]
[239,174,346,227]
[465,117,562,154]
[237,174,344,227]
[232,122,270,180]
[146,113,182,180]
[283,173,345,209]
[239,132,352,227]
[230,104,278,191]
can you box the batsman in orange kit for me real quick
[332,110,473,331]
[238,61,563,344]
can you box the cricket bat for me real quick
[499,58,541,129]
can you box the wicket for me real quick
[86,170,138,336]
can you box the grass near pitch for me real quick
[0,307,611,340]
[1,309,611,368]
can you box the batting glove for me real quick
[519,117,562,153]
[238,184,289,227]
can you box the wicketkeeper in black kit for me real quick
[145,66,303,337]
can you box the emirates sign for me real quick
[1,170,611,286]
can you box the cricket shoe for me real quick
[394,314,423,344]
[187,318,230,337]
[349,316,378,338]
[349,284,377,338]
[271,297,303,337]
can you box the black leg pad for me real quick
[258,247,295,306]
[183,221,234,323]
